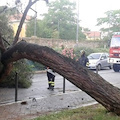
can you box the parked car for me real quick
[87,53,112,70]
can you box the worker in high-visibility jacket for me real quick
[46,67,55,90]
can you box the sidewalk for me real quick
[0,72,97,120]
[0,90,96,120]
[0,69,119,120]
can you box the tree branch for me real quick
[12,0,39,45]
[0,34,6,54]
[0,63,13,82]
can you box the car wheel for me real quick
[113,64,120,72]
[97,64,101,71]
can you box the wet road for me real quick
[0,72,80,104]
[0,69,120,104]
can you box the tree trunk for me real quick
[1,40,120,115]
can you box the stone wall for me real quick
[22,37,107,49]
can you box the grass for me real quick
[33,104,120,120]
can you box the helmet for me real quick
[80,50,85,54]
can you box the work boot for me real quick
[51,87,54,91]
[47,84,51,90]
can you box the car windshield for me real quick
[110,37,120,47]
[88,53,101,59]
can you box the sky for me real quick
[1,0,120,31]
[77,0,120,31]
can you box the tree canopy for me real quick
[26,0,86,40]
[0,6,14,42]
[0,6,32,88]
[97,9,120,38]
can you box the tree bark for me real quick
[12,0,39,45]
[1,40,120,115]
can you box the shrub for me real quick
[27,60,45,71]
[62,48,76,59]
[0,59,33,88]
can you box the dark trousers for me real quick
[47,72,55,88]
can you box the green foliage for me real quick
[27,60,45,71]
[32,62,45,70]
[44,0,85,40]
[26,0,86,40]
[97,9,120,38]
[0,60,33,88]
[0,6,33,88]
[26,19,53,38]
[0,13,14,42]
[26,20,35,37]
[0,6,19,41]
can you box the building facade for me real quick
[9,14,30,38]
[84,31,101,40]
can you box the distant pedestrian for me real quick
[46,67,55,90]
[78,50,89,67]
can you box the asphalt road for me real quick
[0,69,120,104]
[98,69,120,87]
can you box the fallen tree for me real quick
[0,0,120,115]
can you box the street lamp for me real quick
[34,14,37,36]
[34,3,37,36]
[58,20,60,39]
[76,0,79,44]
[108,12,111,39]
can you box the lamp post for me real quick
[76,0,79,44]
[108,13,111,39]
[34,3,37,36]
[58,20,60,39]
[108,12,113,40]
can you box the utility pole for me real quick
[76,0,79,44]
[34,3,37,36]
[58,20,60,39]
[108,12,111,39]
